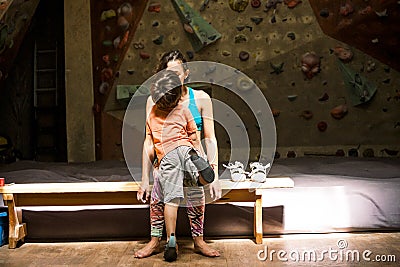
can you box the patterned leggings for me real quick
[150,169,205,237]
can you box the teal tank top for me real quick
[188,87,203,131]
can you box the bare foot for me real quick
[134,237,160,258]
[193,236,220,257]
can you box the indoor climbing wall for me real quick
[90,0,148,159]
[0,0,40,160]
[309,0,400,72]
[101,0,400,161]
[0,0,39,86]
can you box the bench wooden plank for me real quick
[0,178,293,194]
[0,182,141,194]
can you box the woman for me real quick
[135,50,221,258]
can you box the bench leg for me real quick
[254,194,263,244]
[3,194,27,249]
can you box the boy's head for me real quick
[151,70,182,110]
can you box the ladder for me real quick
[33,41,58,161]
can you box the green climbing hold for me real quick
[117,85,150,106]
[337,60,377,106]
[102,40,113,47]
[172,0,221,52]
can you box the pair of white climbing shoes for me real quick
[223,161,271,183]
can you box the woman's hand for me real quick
[137,181,150,203]
[209,179,221,200]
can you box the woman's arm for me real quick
[137,97,155,203]
[201,95,218,167]
[198,91,221,199]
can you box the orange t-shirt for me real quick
[146,104,198,162]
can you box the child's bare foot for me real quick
[134,237,160,258]
[193,237,220,257]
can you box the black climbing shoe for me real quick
[189,150,215,186]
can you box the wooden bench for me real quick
[0,178,294,248]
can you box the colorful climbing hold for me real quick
[139,51,150,59]
[148,2,161,13]
[93,103,101,114]
[153,35,164,45]
[318,92,329,101]
[102,55,110,64]
[300,110,313,120]
[235,34,248,43]
[284,0,302,8]
[287,32,296,40]
[301,52,321,79]
[183,23,194,34]
[133,42,144,49]
[366,60,376,72]
[375,9,388,17]
[270,62,284,74]
[333,45,353,63]
[251,17,263,25]
[118,16,130,31]
[319,8,329,18]
[119,3,133,18]
[339,3,354,16]
[317,121,327,132]
[101,68,113,82]
[251,0,261,8]
[236,25,246,31]
[99,82,110,94]
[102,40,113,47]
[272,108,281,117]
[239,51,250,61]
[265,0,283,10]
[229,0,249,12]
[186,51,194,59]
[330,104,348,120]
[113,36,121,49]
[100,10,116,22]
